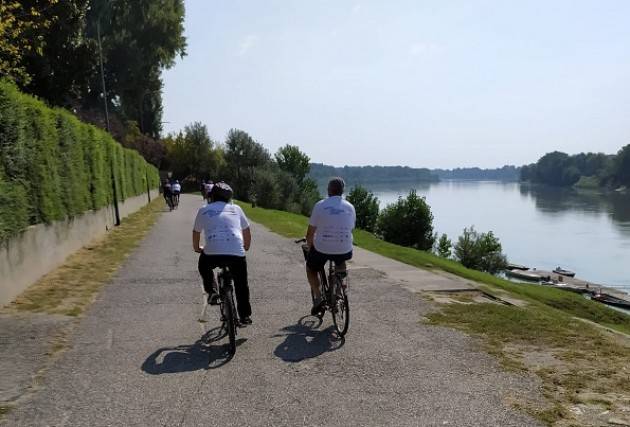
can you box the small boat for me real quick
[505,269,542,282]
[507,263,529,271]
[553,267,576,277]
[591,294,630,310]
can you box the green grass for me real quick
[237,201,630,334]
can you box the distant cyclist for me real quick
[172,180,181,207]
[163,180,174,210]
[204,180,214,201]
[192,182,253,324]
[304,177,356,315]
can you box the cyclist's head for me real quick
[175,180,179,184]
[327,177,345,196]
[210,182,233,203]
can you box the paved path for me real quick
[2,195,539,426]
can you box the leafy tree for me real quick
[376,190,435,250]
[453,227,507,274]
[0,1,57,85]
[612,144,630,187]
[299,178,321,216]
[163,122,222,181]
[275,144,310,185]
[346,185,379,232]
[223,129,270,200]
[435,233,452,258]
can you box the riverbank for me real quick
[237,201,630,426]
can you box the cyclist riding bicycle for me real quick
[163,180,173,209]
[304,177,356,315]
[172,180,181,205]
[192,182,253,324]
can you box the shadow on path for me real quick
[141,326,246,374]
[273,316,344,362]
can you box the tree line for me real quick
[309,163,521,186]
[0,0,186,166]
[162,124,321,216]
[520,144,630,189]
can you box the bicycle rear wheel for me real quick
[222,287,237,355]
[331,276,349,336]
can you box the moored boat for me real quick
[553,267,576,277]
[591,294,630,310]
[507,263,529,271]
[505,269,542,282]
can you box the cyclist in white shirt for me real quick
[192,182,253,324]
[172,180,181,206]
[304,177,356,315]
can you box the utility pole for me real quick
[97,20,121,226]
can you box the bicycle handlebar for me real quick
[294,238,307,244]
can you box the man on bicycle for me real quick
[163,180,174,210]
[304,177,356,315]
[172,180,181,206]
[192,182,253,324]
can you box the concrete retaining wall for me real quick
[0,189,159,306]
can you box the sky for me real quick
[162,0,630,168]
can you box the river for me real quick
[359,181,630,294]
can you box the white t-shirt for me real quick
[172,183,181,192]
[193,202,250,256]
[309,196,356,254]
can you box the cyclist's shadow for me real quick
[141,325,246,374]
[273,316,345,362]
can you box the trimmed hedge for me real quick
[0,80,160,240]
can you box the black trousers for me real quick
[198,253,251,319]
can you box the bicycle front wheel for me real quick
[331,277,349,336]
[222,288,237,355]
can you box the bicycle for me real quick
[296,239,350,337]
[198,265,240,356]
[217,266,239,355]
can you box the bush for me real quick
[299,178,321,216]
[346,186,379,232]
[0,80,159,241]
[453,226,508,274]
[376,190,435,250]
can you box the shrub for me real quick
[453,226,508,274]
[346,185,379,232]
[253,168,280,209]
[376,190,435,250]
[299,178,321,216]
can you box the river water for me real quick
[361,181,630,293]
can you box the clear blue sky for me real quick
[162,0,630,168]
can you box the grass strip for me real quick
[4,199,164,316]
[237,201,630,334]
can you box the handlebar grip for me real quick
[294,238,307,244]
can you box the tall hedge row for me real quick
[0,81,160,240]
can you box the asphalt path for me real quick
[2,194,539,426]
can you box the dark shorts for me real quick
[306,247,352,272]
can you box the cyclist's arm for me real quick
[243,227,251,251]
[192,231,203,253]
[306,225,316,247]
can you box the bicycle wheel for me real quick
[222,287,237,355]
[331,276,349,336]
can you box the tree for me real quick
[275,145,310,186]
[163,122,222,181]
[85,0,187,138]
[453,227,507,274]
[435,234,452,258]
[0,1,57,85]
[376,190,435,250]
[223,129,270,200]
[612,144,630,187]
[346,186,379,232]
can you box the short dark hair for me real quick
[328,177,345,196]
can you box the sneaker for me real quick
[311,297,325,316]
[241,317,252,325]
[208,292,220,305]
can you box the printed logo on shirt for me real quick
[323,206,347,215]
